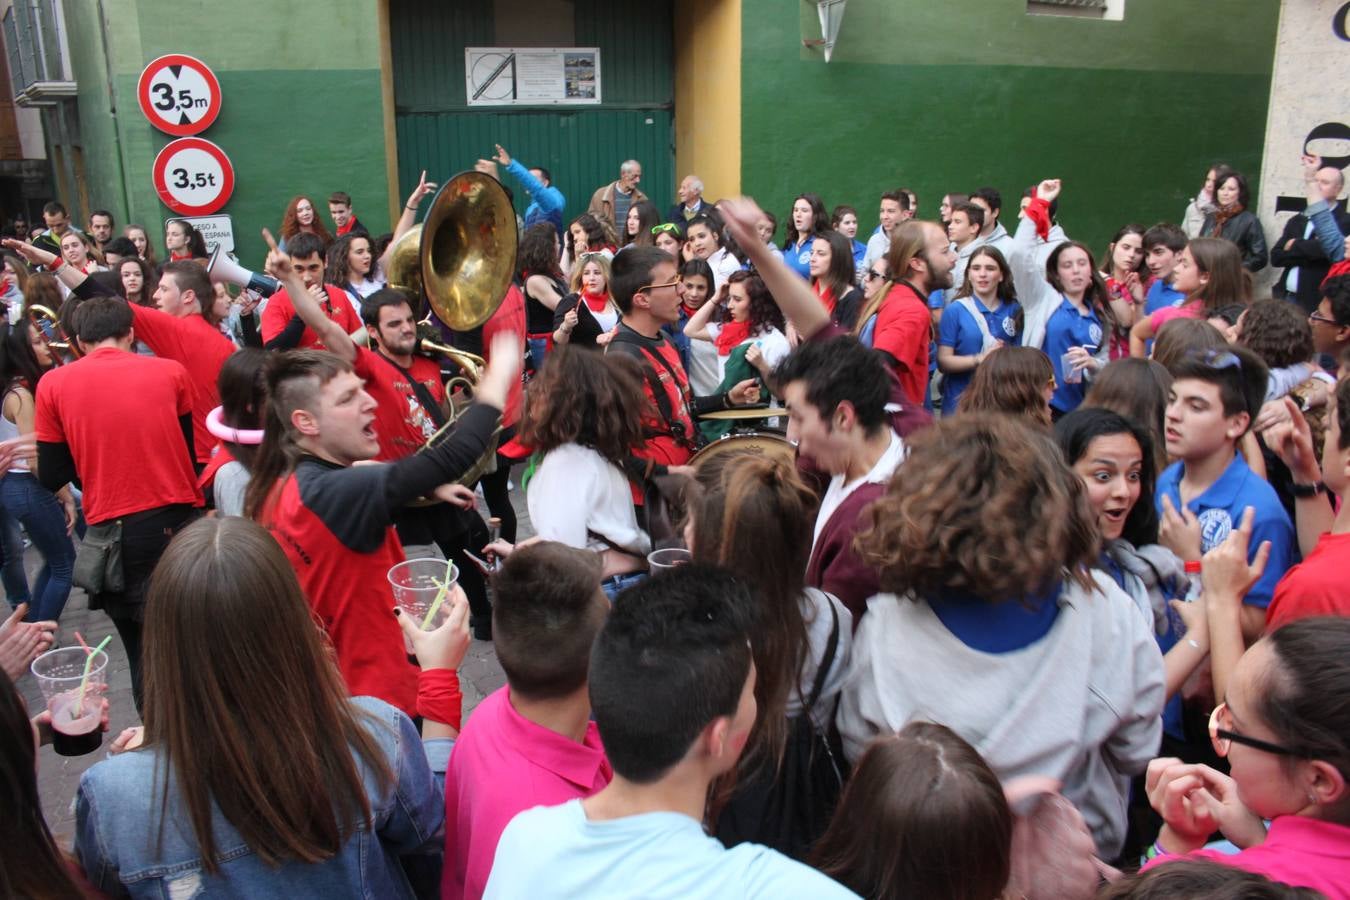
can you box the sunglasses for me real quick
[651,223,683,236]
[1209,702,1302,758]
[636,277,682,294]
[1195,348,1243,372]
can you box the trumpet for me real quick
[28,304,80,361]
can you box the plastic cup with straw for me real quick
[30,636,110,757]
[388,557,460,656]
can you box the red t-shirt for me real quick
[482,284,527,427]
[130,305,235,464]
[353,347,446,462]
[261,284,361,350]
[872,281,931,406]
[261,461,417,716]
[34,347,201,523]
[1266,532,1350,631]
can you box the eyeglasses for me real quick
[651,223,682,236]
[1194,348,1243,372]
[1209,702,1302,758]
[636,277,682,294]
[1309,310,1338,326]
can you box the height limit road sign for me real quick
[137,54,222,136]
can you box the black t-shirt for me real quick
[524,274,567,335]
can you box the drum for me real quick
[690,431,796,471]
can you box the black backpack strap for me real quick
[607,332,695,448]
[806,595,841,712]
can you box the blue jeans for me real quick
[528,337,549,373]
[0,502,27,606]
[600,571,647,603]
[1,473,75,622]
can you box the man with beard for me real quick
[860,220,956,406]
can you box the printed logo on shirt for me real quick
[1002,316,1017,337]
[1199,508,1233,551]
[1088,323,1103,346]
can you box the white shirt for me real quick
[812,430,905,548]
[705,323,790,387]
[706,246,742,292]
[788,588,853,727]
[526,443,650,556]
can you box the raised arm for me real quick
[718,197,831,339]
[267,250,356,363]
[378,170,439,274]
[683,292,720,342]
[1,239,86,293]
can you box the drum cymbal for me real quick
[698,407,789,421]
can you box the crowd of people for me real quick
[0,144,1348,900]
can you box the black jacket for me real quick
[1201,209,1268,273]
[1270,201,1350,312]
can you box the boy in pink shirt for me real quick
[442,542,613,900]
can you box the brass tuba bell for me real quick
[385,170,518,333]
[384,171,519,487]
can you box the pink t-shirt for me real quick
[442,686,612,900]
[1144,816,1350,899]
[1149,301,1203,329]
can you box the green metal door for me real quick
[390,0,675,229]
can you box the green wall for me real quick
[741,0,1279,253]
[60,0,389,268]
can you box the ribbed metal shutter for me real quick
[391,0,675,230]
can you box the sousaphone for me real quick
[385,170,519,485]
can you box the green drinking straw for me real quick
[75,635,112,717]
[420,558,455,630]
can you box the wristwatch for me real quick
[1290,480,1327,499]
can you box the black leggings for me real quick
[477,425,518,544]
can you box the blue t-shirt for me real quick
[1044,295,1104,415]
[937,297,1022,412]
[783,238,812,280]
[1144,279,1186,316]
[850,238,866,274]
[1155,453,1297,609]
[485,799,859,899]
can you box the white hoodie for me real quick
[836,572,1164,859]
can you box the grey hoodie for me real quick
[836,572,1164,859]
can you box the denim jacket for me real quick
[75,697,446,898]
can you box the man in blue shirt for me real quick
[1155,345,1296,642]
[483,567,858,900]
[491,144,565,236]
[1142,223,1188,315]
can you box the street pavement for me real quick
[25,486,523,848]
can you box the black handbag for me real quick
[73,520,125,595]
[715,599,849,860]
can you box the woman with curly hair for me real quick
[519,346,650,600]
[684,271,789,437]
[325,233,384,306]
[955,345,1055,427]
[277,196,332,253]
[837,413,1164,860]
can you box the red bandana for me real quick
[581,289,610,313]
[715,320,752,356]
[815,282,837,315]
